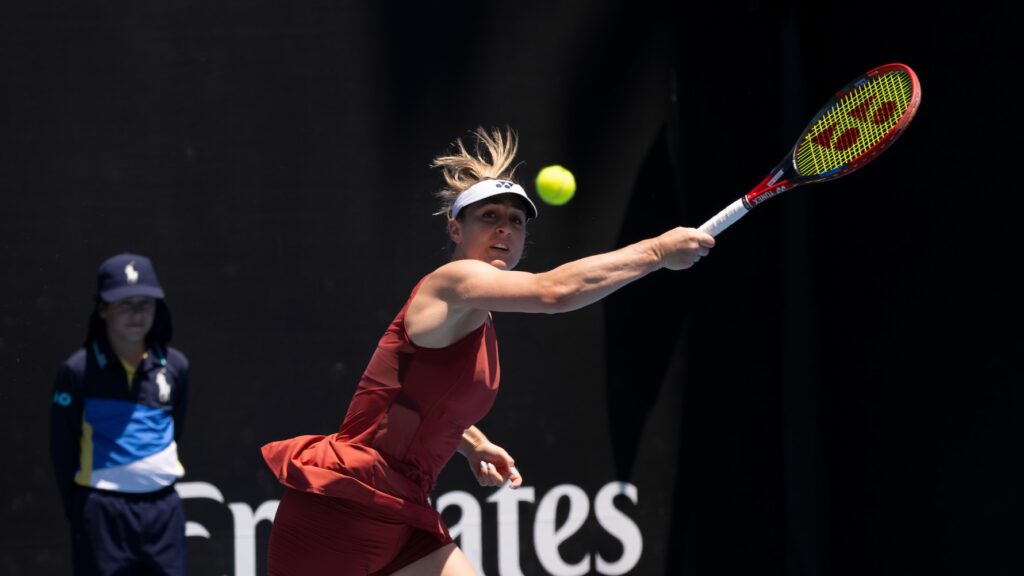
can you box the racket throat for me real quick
[745,170,790,207]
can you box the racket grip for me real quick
[698,198,749,237]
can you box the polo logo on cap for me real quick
[125,262,139,285]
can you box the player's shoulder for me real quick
[432,259,499,280]
[425,260,503,297]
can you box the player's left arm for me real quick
[458,425,523,489]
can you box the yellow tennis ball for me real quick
[535,165,576,206]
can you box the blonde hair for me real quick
[432,127,520,217]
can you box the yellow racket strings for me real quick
[795,70,914,176]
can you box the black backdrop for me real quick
[2,2,1020,575]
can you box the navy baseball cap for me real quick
[96,253,165,303]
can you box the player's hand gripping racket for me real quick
[698,63,921,236]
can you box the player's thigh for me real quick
[389,543,477,576]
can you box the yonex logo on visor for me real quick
[450,179,539,220]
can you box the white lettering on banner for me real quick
[487,486,536,576]
[177,480,642,576]
[176,482,278,576]
[176,481,225,539]
[228,501,279,576]
[534,484,591,576]
[594,482,643,575]
[436,491,485,574]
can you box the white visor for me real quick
[450,179,538,220]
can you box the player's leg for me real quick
[388,543,477,576]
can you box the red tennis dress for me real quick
[261,277,500,574]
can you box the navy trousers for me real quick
[71,486,186,576]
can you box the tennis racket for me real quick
[698,63,922,236]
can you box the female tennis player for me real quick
[261,127,715,575]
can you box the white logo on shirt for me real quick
[156,369,171,403]
[125,262,140,285]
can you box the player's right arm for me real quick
[432,226,713,315]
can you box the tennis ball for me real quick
[535,165,576,206]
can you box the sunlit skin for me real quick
[447,195,528,271]
[405,194,530,348]
[400,197,530,576]
[400,190,714,575]
[99,296,156,365]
